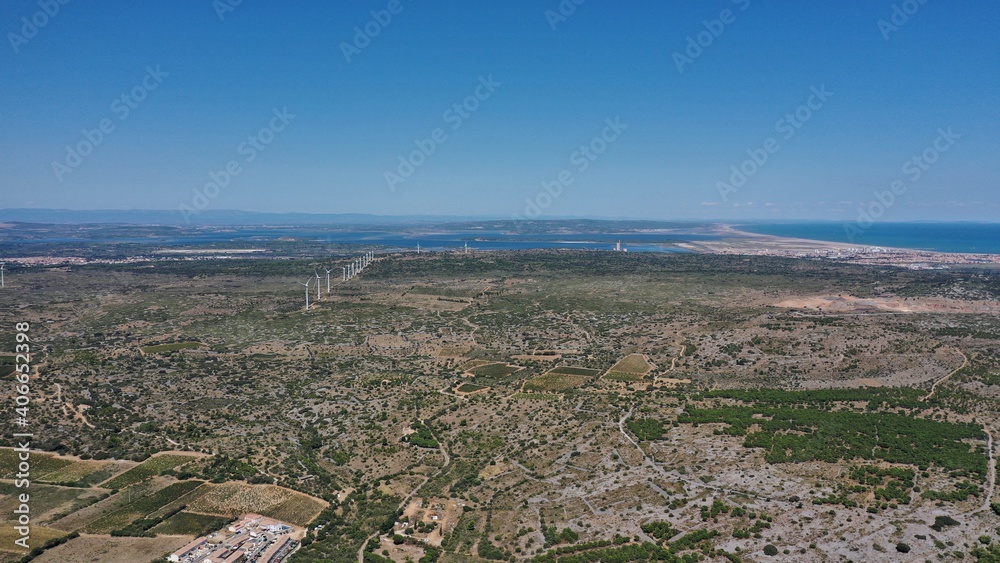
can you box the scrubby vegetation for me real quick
[1,242,997,561]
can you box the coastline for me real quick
[676,224,1000,269]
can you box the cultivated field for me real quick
[148,510,230,536]
[467,362,523,378]
[99,453,204,489]
[0,482,109,525]
[82,480,205,534]
[185,482,327,527]
[604,353,655,381]
[48,477,182,532]
[523,373,591,392]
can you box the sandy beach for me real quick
[676,225,1000,269]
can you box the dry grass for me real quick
[0,524,65,553]
[32,535,191,563]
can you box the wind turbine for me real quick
[314,271,321,300]
[298,279,311,311]
[324,268,333,294]
[416,243,420,254]
[0,263,4,288]
[342,266,347,282]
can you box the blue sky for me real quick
[1,0,998,221]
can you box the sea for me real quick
[300,231,716,253]
[7,222,998,255]
[738,222,1000,254]
[5,229,716,254]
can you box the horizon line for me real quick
[1,208,999,226]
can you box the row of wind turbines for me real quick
[298,251,374,311]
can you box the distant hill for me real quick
[0,209,701,231]
[0,208,484,226]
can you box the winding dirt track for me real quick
[970,428,996,515]
[357,420,450,563]
[618,406,773,503]
[921,348,968,401]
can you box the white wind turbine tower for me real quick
[314,271,321,300]
[299,279,311,311]
[0,263,4,288]
[342,266,347,282]
[324,268,333,294]
[416,243,420,254]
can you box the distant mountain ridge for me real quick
[0,208,500,226]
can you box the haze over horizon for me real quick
[2,1,998,222]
